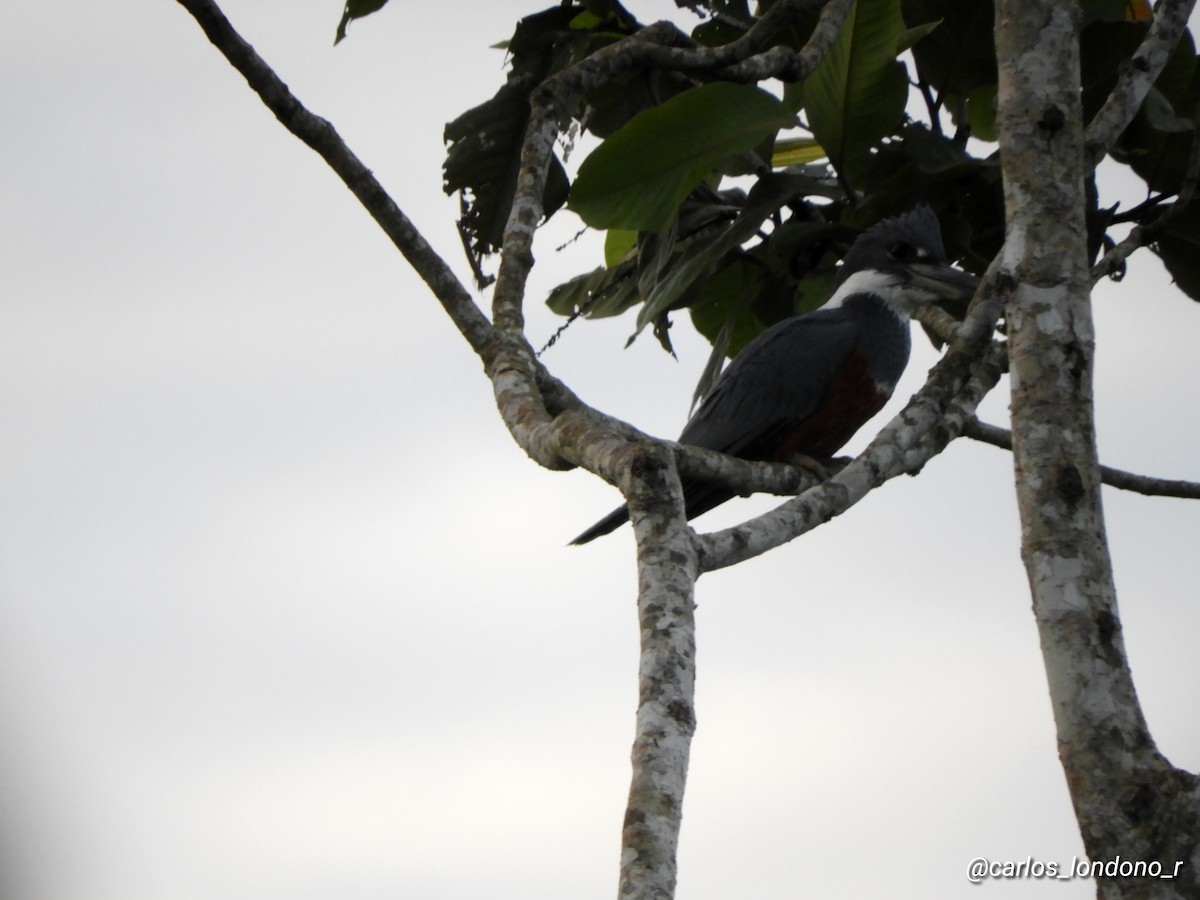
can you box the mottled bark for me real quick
[1083,0,1198,167]
[619,445,699,900]
[995,2,1200,896]
[174,0,1200,896]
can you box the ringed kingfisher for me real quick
[569,206,979,545]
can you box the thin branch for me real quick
[964,417,1200,499]
[173,0,495,357]
[1092,224,1150,287]
[912,304,969,345]
[600,0,852,82]
[696,317,1008,572]
[1108,191,1173,225]
[1083,0,1198,169]
[491,0,852,342]
[172,0,590,474]
[483,0,860,489]
[536,390,839,500]
[1091,91,1200,285]
[916,76,944,136]
[720,0,854,82]
[490,21,690,337]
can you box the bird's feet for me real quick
[784,453,832,481]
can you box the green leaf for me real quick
[546,268,605,317]
[687,260,768,400]
[567,83,796,231]
[903,0,997,96]
[634,173,828,334]
[1141,86,1195,133]
[691,0,754,46]
[1155,203,1200,301]
[443,7,585,275]
[444,5,656,278]
[1080,21,1149,123]
[687,256,826,404]
[444,88,570,259]
[690,321,733,411]
[896,19,941,54]
[1110,28,1200,192]
[771,137,828,167]
[545,264,641,318]
[334,0,389,45]
[805,0,910,187]
[581,68,692,140]
[604,229,638,267]
[569,11,603,29]
[963,83,998,142]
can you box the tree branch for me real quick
[963,418,1200,499]
[696,322,1008,572]
[687,250,1009,571]
[171,0,864,494]
[483,0,859,487]
[175,7,1037,897]
[1082,0,1198,170]
[719,0,854,82]
[492,0,852,349]
[173,0,495,357]
[996,2,1200,891]
[619,444,699,900]
[173,0,604,475]
[1091,90,1200,285]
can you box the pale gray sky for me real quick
[2,2,1199,898]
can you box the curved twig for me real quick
[1091,90,1200,285]
[491,0,853,342]
[964,417,1200,499]
[175,6,1017,898]
[1083,0,1198,169]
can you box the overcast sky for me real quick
[3,2,1200,899]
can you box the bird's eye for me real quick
[889,242,932,263]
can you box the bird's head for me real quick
[827,206,979,317]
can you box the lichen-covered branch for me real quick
[1083,0,1198,169]
[696,325,1007,571]
[964,418,1200,500]
[995,2,1200,893]
[175,6,1070,898]
[619,444,699,900]
[1092,91,1200,285]
[491,0,853,357]
[691,256,1010,572]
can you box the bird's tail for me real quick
[569,480,738,545]
[568,505,630,546]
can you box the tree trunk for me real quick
[996,2,1200,896]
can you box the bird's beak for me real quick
[904,261,980,302]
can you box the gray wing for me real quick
[569,309,859,543]
[680,309,859,458]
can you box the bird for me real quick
[569,206,979,545]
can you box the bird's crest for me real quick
[834,205,949,288]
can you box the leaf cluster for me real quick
[424,0,1200,396]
